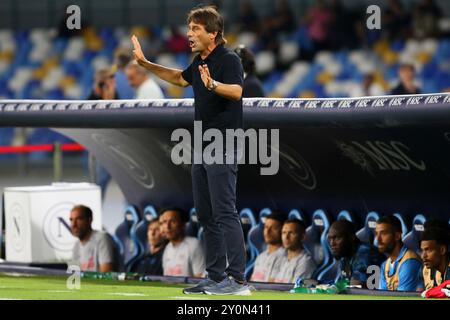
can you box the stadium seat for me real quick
[356,211,380,245]
[113,205,141,272]
[247,208,272,255]
[239,208,258,281]
[393,213,409,239]
[337,210,353,222]
[185,207,200,238]
[288,209,306,221]
[303,209,333,279]
[403,214,426,254]
[134,205,158,259]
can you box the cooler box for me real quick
[4,182,102,263]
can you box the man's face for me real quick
[327,227,349,258]
[421,240,446,269]
[186,21,216,53]
[159,210,184,242]
[375,223,399,254]
[282,222,302,251]
[125,66,145,88]
[147,220,164,247]
[69,209,92,240]
[263,218,282,245]
[399,66,414,83]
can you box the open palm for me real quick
[131,35,146,63]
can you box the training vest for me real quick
[423,260,450,290]
[384,248,420,290]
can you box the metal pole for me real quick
[88,152,97,184]
[53,142,63,182]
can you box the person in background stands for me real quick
[234,45,265,98]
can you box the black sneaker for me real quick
[182,278,219,294]
[203,276,252,296]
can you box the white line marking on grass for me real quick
[170,296,209,300]
[0,298,23,300]
[107,293,147,297]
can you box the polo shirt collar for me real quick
[392,244,409,263]
[201,44,225,62]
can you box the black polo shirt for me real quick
[181,44,243,131]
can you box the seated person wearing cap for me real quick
[420,222,450,290]
[376,215,422,291]
[272,219,316,283]
[327,220,385,287]
[250,211,286,282]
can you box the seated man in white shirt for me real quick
[250,211,287,282]
[273,219,317,283]
[125,62,164,99]
[159,207,205,277]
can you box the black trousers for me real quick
[191,160,246,282]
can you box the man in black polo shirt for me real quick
[131,5,250,295]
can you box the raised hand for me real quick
[198,64,212,89]
[131,35,147,64]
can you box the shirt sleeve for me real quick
[98,233,115,265]
[397,259,422,291]
[181,63,193,85]
[222,53,243,86]
[190,240,205,276]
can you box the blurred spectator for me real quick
[327,220,385,287]
[412,0,443,39]
[384,0,411,41]
[328,0,360,50]
[131,219,167,275]
[272,219,316,283]
[250,211,286,282]
[376,215,422,291]
[390,63,421,95]
[87,68,119,100]
[234,45,265,97]
[420,223,450,291]
[260,0,296,53]
[70,205,119,272]
[125,62,164,99]
[237,1,261,33]
[113,48,135,99]
[166,26,190,54]
[301,0,333,53]
[350,74,385,97]
[160,208,205,277]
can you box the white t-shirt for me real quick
[251,246,285,282]
[71,230,116,272]
[273,249,317,284]
[162,236,205,277]
[136,77,164,99]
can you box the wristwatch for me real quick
[208,80,218,91]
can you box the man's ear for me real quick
[439,245,447,256]
[395,231,402,242]
[209,31,218,41]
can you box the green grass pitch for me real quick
[0,273,422,300]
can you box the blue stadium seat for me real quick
[393,213,409,239]
[185,207,200,238]
[403,214,426,254]
[356,211,380,245]
[247,208,273,255]
[303,209,332,280]
[134,205,158,259]
[240,208,258,280]
[337,210,353,222]
[113,205,141,272]
[288,209,305,221]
